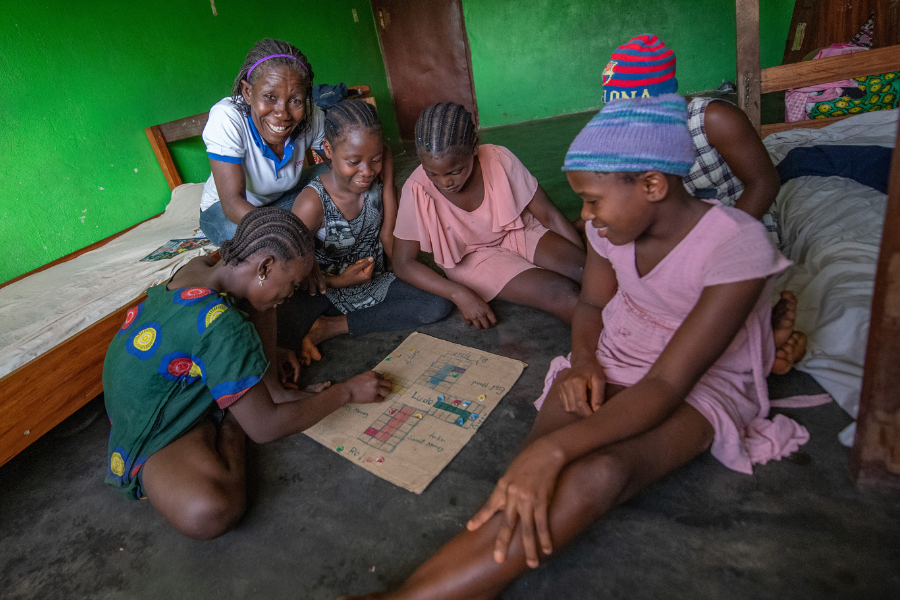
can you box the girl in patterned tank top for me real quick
[286,100,452,363]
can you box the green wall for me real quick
[462,0,795,127]
[0,1,398,284]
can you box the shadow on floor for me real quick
[1,299,898,600]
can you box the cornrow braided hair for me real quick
[219,207,314,266]
[414,102,477,157]
[324,99,383,145]
[230,38,315,137]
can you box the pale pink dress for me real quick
[394,144,548,300]
[535,204,809,474]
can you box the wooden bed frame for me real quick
[0,86,373,467]
[736,0,900,488]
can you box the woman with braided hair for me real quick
[102,208,390,540]
[198,38,329,246]
[392,102,586,329]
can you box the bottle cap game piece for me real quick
[438,395,445,401]
[336,445,344,452]
[376,457,384,463]
[461,401,470,408]
[478,394,486,401]
[470,413,479,420]
[455,417,465,426]
[415,413,423,419]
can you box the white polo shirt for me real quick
[200,98,326,212]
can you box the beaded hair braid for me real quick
[414,102,477,157]
[230,38,315,136]
[324,99,382,145]
[219,207,314,265]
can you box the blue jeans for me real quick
[199,164,329,246]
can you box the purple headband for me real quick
[246,53,308,79]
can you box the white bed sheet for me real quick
[0,183,211,380]
[764,109,898,444]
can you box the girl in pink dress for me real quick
[344,95,811,600]
[392,102,586,328]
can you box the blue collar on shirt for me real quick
[246,114,298,177]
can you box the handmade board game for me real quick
[304,332,527,493]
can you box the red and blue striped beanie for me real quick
[563,94,695,176]
[601,34,677,103]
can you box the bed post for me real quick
[850,121,900,489]
[735,0,762,134]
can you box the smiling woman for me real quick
[198,39,329,247]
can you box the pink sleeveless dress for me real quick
[536,204,808,474]
[394,145,548,300]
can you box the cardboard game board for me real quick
[304,332,527,493]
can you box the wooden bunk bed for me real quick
[735,0,900,488]
[0,85,373,467]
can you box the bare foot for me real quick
[300,334,323,366]
[772,290,797,350]
[770,290,808,374]
[299,315,350,365]
[304,381,332,393]
[772,331,808,375]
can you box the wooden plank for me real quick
[851,119,900,489]
[735,0,762,133]
[157,112,210,142]
[760,114,855,137]
[761,45,900,93]
[145,125,182,191]
[0,296,145,467]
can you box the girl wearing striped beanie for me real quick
[600,34,806,375]
[343,95,804,600]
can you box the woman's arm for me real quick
[703,101,780,220]
[379,145,398,261]
[209,159,256,224]
[393,237,497,329]
[231,303,392,442]
[524,185,585,250]
[228,370,391,443]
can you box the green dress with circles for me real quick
[102,285,268,500]
[810,72,899,119]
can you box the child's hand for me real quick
[333,257,375,288]
[556,358,606,417]
[466,439,566,569]
[455,288,498,329]
[342,371,392,404]
[299,262,327,296]
[276,347,301,390]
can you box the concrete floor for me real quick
[2,113,899,599]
